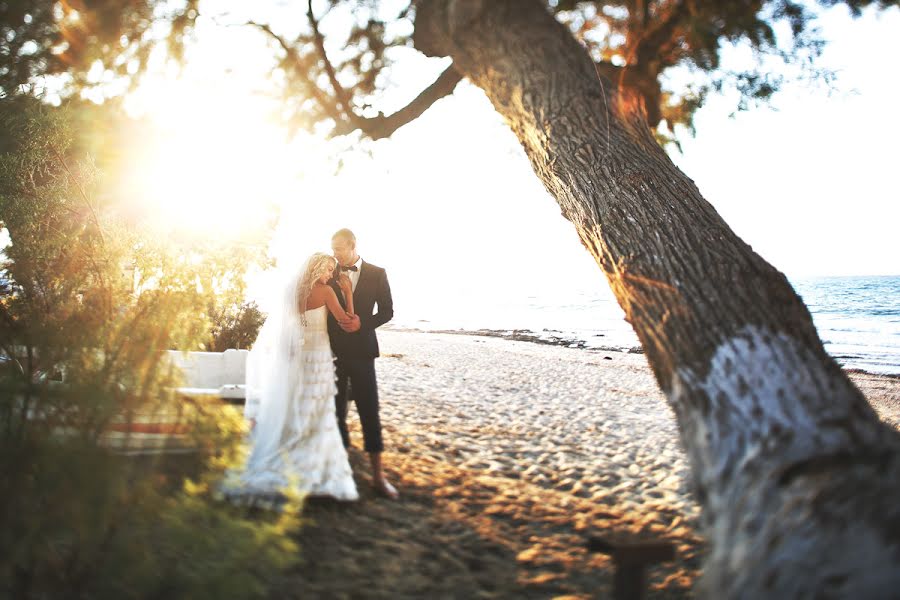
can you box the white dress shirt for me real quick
[348,256,362,293]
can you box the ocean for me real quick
[792,276,900,375]
[390,275,900,376]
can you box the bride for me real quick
[226,252,359,503]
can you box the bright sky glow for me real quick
[122,76,290,237]
[672,6,900,277]
[117,2,899,315]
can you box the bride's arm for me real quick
[324,287,352,321]
[338,273,354,315]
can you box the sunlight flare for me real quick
[121,75,295,237]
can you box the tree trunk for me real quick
[414,1,900,596]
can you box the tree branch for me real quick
[630,0,691,67]
[333,65,463,140]
[251,13,462,141]
[52,148,104,246]
[0,301,26,377]
[306,0,356,116]
[635,0,650,30]
[49,148,114,316]
[248,20,347,126]
[247,20,292,57]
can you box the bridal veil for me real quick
[238,258,309,492]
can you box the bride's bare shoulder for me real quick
[304,282,334,310]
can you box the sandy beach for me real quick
[278,329,900,599]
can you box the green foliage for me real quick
[552,0,853,138]
[209,301,266,352]
[3,0,898,144]
[0,430,300,600]
[0,98,297,600]
[0,0,200,98]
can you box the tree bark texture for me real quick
[414,1,900,597]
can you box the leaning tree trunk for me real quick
[414,0,900,596]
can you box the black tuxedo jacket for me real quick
[328,260,393,360]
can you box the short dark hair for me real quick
[332,228,356,246]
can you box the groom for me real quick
[328,228,398,500]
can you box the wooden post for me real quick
[588,536,675,600]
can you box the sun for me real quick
[120,74,300,238]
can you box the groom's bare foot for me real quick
[373,478,399,500]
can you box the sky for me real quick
[108,2,900,318]
[671,6,900,278]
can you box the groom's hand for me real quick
[339,314,361,332]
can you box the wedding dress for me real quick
[224,265,358,503]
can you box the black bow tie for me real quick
[340,265,358,272]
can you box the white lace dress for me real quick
[227,306,358,502]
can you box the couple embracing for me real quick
[230,228,398,503]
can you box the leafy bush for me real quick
[209,301,266,352]
[0,97,296,599]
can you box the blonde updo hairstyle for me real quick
[297,252,337,324]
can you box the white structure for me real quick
[99,349,249,455]
[166,349,248,401]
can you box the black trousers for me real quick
[334,357,383,453]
